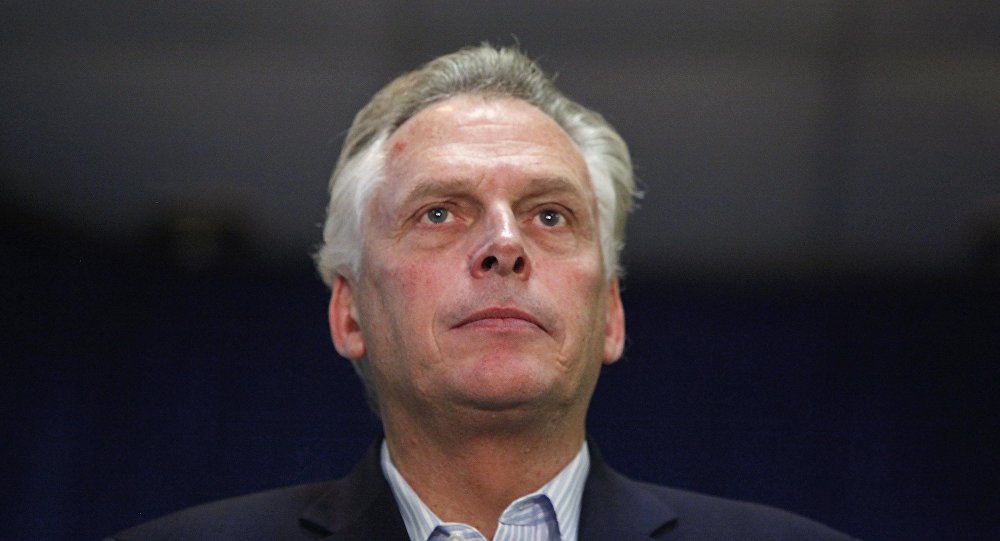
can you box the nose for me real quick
[470,206,531,279]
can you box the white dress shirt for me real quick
[380,440,590,541]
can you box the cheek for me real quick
[562,258,604,294]
[360,263,439,361]
[397,252,452,288]
[570,264,609,328]
[543,259,605,326]
[370,254,452,317]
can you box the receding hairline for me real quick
[385,92,585,151]
[374,94,598,221]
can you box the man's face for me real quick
[330,94,625,423]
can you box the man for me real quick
[109,45,856,540]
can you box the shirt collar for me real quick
[380,440,590,541]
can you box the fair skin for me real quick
[328,94,625,538]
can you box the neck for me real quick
[382,407,585,539]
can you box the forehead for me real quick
[382,95,591,196]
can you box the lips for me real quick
[454,307,546,332]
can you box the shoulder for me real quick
[106,443,404,541]
[612,476,859,540]
[106,482,333,541]
[644,482,856,540]
[582,451,858,540]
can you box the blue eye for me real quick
[425,207,449,224]
[538,209,562,227]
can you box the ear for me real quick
[602,278,626,365]
[329,275,366,361]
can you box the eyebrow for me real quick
[398,177,478,206]
[521,176,589,200]
[398,176,588,208]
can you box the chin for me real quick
[436,348,573,409]
[456,386,546,411]
[450,371,565,414]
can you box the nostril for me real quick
[512,257,525,273]
[481,256,498,271]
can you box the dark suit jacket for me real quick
[109,442,857,540]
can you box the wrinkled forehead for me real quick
[379,94,593,203]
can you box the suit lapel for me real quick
[298,442,409,540]
[578,442,679,541]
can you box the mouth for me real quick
[454,307,547,333]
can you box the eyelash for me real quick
[415,204,571,228]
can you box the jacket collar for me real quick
[578,441,679,540]
[299,439,678,540]
[298,442,409,540]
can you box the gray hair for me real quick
[314,44,639,414]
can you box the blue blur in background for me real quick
[2,3,999,540]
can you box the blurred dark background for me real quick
[3,2,998,540]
